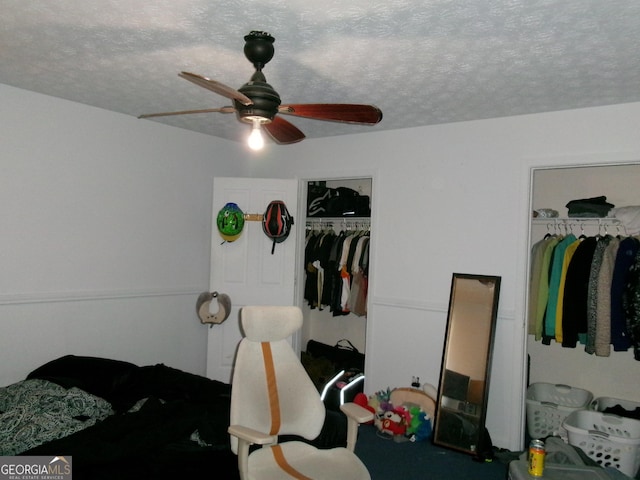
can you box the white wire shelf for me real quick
[531,217,627,235]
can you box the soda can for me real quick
[528,439,545,477]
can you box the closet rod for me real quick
[531,218,622,226]
[306,217,370,222]
[305,217,370,229]
[532,217,626,235]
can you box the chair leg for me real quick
[236,439,250,480]
[345,416,360,452]
[340,402,374,452]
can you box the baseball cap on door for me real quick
[216,202,245,242]
[262,200,294,254]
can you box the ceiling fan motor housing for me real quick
[236,71,281,123]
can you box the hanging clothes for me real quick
[585,235,613,354]
[303,223,370,318]
[544,233,577,340]
[304,231,322,309]
[623,249,640,360]
[529,234,561,340]
[528,235,553,337]
[528,221,640,361]
[304,230,321,308]
[554,236,582,343]
[611,237,639,351]
[538,235,562,342]
[561,236,598,347]
[593,237,620,356]
[349,235,370,317]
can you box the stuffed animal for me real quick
[369,387,393,416]
[389,386,436,421]
[405,405,432,442]
[375,407,409,437]
[353,393,375,425]
[365,387,436,442]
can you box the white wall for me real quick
[0,84,249,384]
[3,80,640,450]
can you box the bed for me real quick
[0,355,347,479]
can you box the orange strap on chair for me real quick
[261,342,281,435]
[272,445,312,480]
[261,343,311,479]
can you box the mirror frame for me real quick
[433,273,501,458]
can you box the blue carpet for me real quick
[355,425,508,480]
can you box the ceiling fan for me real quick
[139,31,383,149]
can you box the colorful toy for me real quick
[367,387,435,442]
[354,393,376,424]
[405,405,432,442]
[389,386,436,421]
[369,387,393,416]
[375,407,409,436]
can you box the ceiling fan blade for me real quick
[179,71,253,106]
[138,106,235,119]
[263,116,306,144]
[279,104,383,125]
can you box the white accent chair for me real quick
[228,305,373,480]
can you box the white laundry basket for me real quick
[590,396,640,415]
[526,382,593,439]
[563,409,640,477]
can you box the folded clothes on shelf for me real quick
[566,196,615,218]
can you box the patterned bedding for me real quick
[0,378,113,455]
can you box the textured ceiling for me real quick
[3,0,640,144]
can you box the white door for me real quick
[206,177,298,382]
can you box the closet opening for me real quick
[525,162,640,430]
[297,176,373,398]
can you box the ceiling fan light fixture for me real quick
[138,32,382,147]
[248,118,265,151]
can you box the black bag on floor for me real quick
[305,339,365,372]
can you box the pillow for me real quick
[26,355,139,403]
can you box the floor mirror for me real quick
[433,273,501,458]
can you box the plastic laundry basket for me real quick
[563,409,640,477]
[526,382,593,439]
[590,396,640,416]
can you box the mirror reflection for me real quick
[433,273,501,457]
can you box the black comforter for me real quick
[5,355,346,480]
[16,355,238,479]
